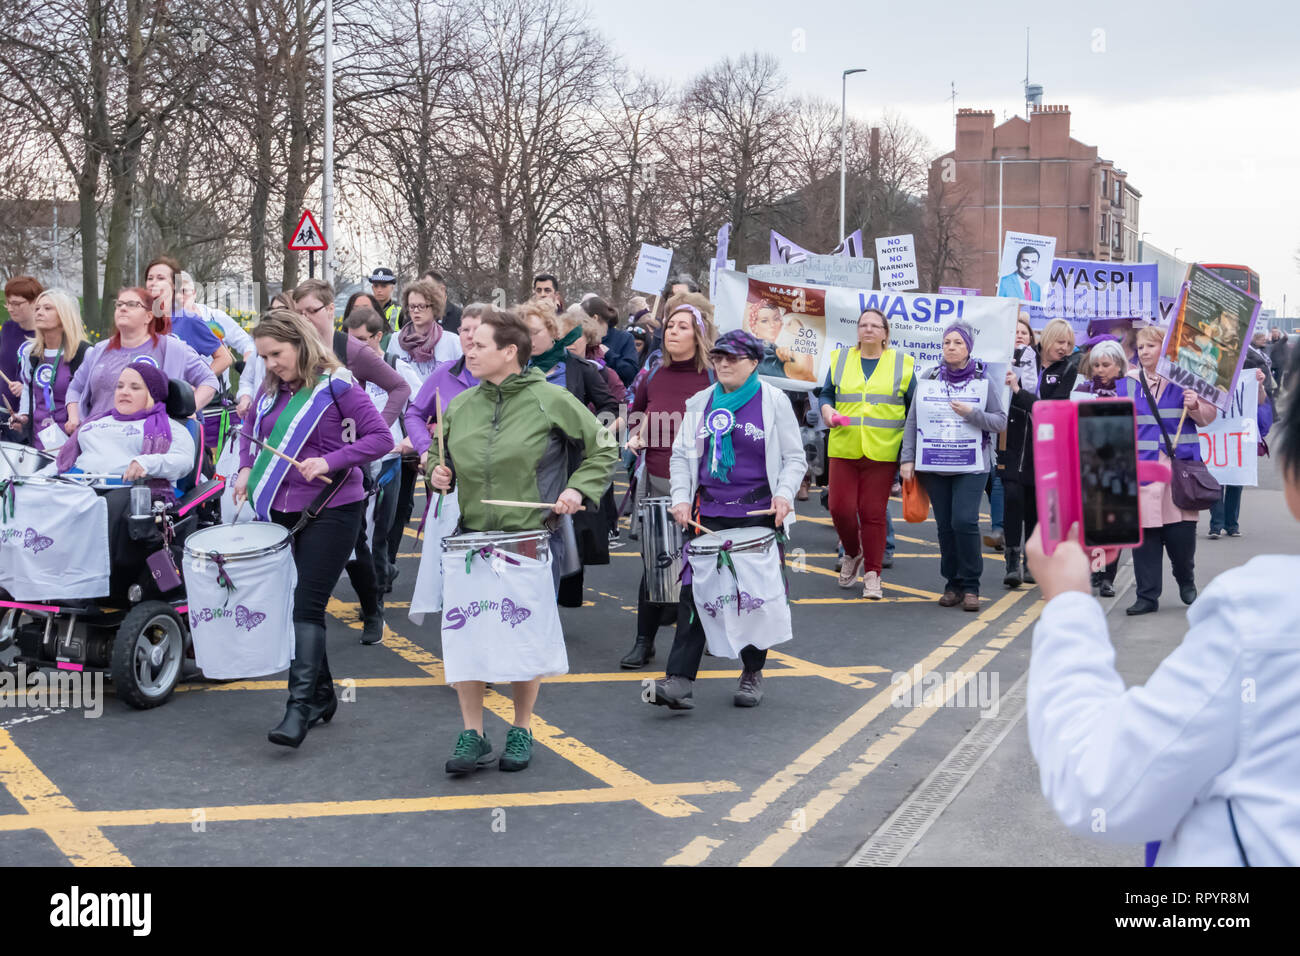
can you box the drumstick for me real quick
[684,517,710,535]
[746,508,776,515]
[0,368,15,411]
[435,388,445,467]
[239,428,326,482]
[481,498,588,512]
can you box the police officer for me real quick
[368,267,402,330]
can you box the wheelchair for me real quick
[0,380,227,709]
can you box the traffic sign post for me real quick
[288,210,328,279]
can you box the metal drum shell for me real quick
[443,530,552,562]
[637,497,684,604]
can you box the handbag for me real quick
[902,475,930,523]
[1137,371,1221,511]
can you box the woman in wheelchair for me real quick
[55,362,197,598]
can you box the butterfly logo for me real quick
[500,598,531,628]
[234,604,266,631]
[23,528,53,554]
[737,591,765,613]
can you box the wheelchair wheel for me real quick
[111,602,184,709]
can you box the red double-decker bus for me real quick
[1201,263,1261,298]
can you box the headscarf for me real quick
[937,321,979,385]
[57,359,173,472]
[397,314,444,364]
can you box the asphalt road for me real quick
[0,484,1044,867]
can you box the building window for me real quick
[1113,221,1122,250]
[1113,179,1122,206]
[1099,214,1108,244]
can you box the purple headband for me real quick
[668,303,706,334]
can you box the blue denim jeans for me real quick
[1208,485,1243,534]
[986,470,1004,533]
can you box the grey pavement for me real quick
[899,455,1291,867]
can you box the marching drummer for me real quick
[647,330,806,711]
[428,306,618,775]
[233,309,393,750]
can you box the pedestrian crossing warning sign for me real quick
[288,210,328,251]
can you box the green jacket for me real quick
[436,367,618,532]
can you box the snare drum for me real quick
[0,441,56,480]
[183,522,297,680]
[638,497,684,604]
[439,529,567,684]
[686,525,791,659]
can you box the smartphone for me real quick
[1075,401,1141,548]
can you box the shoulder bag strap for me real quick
[1137,370,1177,460]
[1226,799,1252,867]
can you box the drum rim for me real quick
[442,529,551,552]
[0,441,56,470]
[183,522,292,561]
[690,526,777,554]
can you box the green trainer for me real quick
[445,729,494,775]
[499,726,534,772]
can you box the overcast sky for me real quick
[586,0,1300,316]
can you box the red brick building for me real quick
[930,105,1141,294]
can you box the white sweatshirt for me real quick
[70,415,196,482]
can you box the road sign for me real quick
[288,210,328,251]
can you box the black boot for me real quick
[307,653,337,728]
[1003,547,1022,588]
[269,622,327,748]
[361,599,384,645]
[620,636,655,670]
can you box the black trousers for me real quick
[272,500,364,626]
[386,457,419,566]
[369,460,402,591]
[1002,477,1038,551]
[1132,520,1196,604]
[664,514,775,680]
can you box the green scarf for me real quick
[530,326,583,374]
[705,371,761,482]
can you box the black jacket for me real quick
[999,350,1080,484]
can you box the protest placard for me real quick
[749,256,875,290]
[997,232,1056,305]
[715,270,1017,393]
[770,229,865,264]
[1197,374,1260,486]
[1157,264,1261,411]
[914,377,989,473]
[1030,258,1159,332]
[939,286,982,296]
[630,243,673,295]
[875,234,919,291]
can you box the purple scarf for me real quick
[1088,375,1118,397]
[57,401,172,472]
[398,319,443,364]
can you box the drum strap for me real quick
[287,469,350,536]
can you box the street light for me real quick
[1139,231,1151,261]
[840,68,866,241]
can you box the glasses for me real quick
[299,301,331,317]
[5,298,29,309]
[408,303,432,313]
[711,353,749,364]
[115,300,145,310]
[859,324,885,332]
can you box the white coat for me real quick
[669,381,807,533]
[1028,557,1300,866]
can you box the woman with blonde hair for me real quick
[10,290,91,449]
[233,308,393,749]
[619,300,717,669]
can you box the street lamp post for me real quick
[133,205,142,286]
[840,68,866,242]
[322,0,334,283]
[1139,231,1151,261]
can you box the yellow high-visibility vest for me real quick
[827,346,915,461]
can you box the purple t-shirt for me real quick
[404,357,477,456]
[0,320,33,395]
[66,336,219,420]
[697,392,770,517]
[21,347,73,448]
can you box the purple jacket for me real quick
[239,378,392,513]
[67,336,219,420]
[342,334,410,427]
[404,356,477,455]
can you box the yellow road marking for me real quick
[0,727,131,866]
[737,599,1045,866]
[792,597,930,605]
[789,558,942,600]
[328,598,702,818]
[0,780,741,833]
[664,836,724,866]
[720,588,1031,826]
[765,650,883,689]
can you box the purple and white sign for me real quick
[1028,258,1159,332]
[913,377,988,474]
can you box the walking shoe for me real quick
[498,726,534,772]
[1022,564,1035,585]
[982,530,1005,552]
[1179,583,1198,605]
[1226,529,1242,537]
[862,571,883,600]
[962,593,980,612]
[620,636,655,669]
[1099,581,1115,598]
[881,552,894,569]
[837,553,864,588]
[444,729,494,775]
[734,670,764,707]
[1003,547,1022,589]
[938,590,961,607]
[890,480,902,496]
[1207,530,1220,540]
[360,610,384,645]
[649,675,695,710]
[1126,599,1158,616]
[797,477,810,501]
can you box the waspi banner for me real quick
[714,269,1018,392]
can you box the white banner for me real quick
[875,234,918,291]
[714,269,1018,394]
[749,255,875,290]
[1197,376,1259,486]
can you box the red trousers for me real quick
[828,456,897,574]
